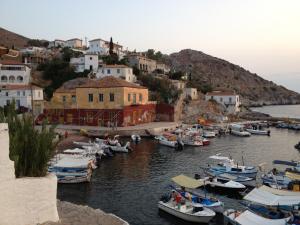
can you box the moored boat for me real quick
[131,134,141,143]
[158,198,215,223]
[229,124,251,137]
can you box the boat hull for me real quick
[158,202,214,223]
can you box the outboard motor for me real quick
[267,130,271,136]
[194,174,202,180]
[135,136,139,144]
[95,153,101,166]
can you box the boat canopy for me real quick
[172,174,204,189]
[53,158,91,168]
[273,160,298,167]
[64,149,86,154]
[258,185,300,196]
[285,171,300,180]
[244,188,300,206]
[235,210,289,225]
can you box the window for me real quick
[139,93,142,102]
[62,96,66,102]
[107,69,111,74]
[1,76,7,82]
[38,91,41,98]
[23,91,25,96]
[128,93,131,102]
[229,97,232,103]
[88,94,93,102]
[16,100,20,108]
[5,92,8,96]
[220,97,223,102]
[17,76,23,83]
[72,95,76,103]
[17,91,20,96]
[109,93,114,102]
[102,69,104,73]
[90,57,92,60]
[6,100,10,105]
[133,93,136,104]
[210,96,213,100]
[99,93,104,102]
[117,69,120,74]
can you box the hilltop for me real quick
[167,49,300,106]
[0,27,30,49]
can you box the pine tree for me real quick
[109,37,114,55]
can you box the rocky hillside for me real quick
[167,49,300,106]
[0,27,30,49]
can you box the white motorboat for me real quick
[73,140,94,146]
[131,134,141,142]
[206,154,258,178]
[158,200,215,223]
[202,131,216,138]
[205,177,246,191]
[205,171,256,187]
[223,209,291,225]
[155,135,184,149]
[182,135,203,146]
[230,124,251,137]
[246,128,270,135]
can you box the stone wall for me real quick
[0,123,59,225]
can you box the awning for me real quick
[285,171,300,180]
[259,185,300,196]
[235,210,289,225]
[171,174,204,189]
[244,188,300,206]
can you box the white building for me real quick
[48,39,66,48]
[88,39,107,55]
[65,38,82,49]
[0,61,31,85]
[171,80,186,90]
[70,54,99,73]
[96,65,136,83]
[205,91,240,114]
[184,88,198,100]
[88,38,125,58]
[0,85,44,111]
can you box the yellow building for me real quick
[45,76,156,126]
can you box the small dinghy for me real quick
[229,124,251,137]
[158,197,215,223]
[202,131,216,138]
[155,134,184,150]
[131,134,141,143]
[104,141,131,153]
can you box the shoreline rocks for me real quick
[42,200,129,225]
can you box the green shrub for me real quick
[0,103,57,177]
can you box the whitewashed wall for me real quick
[0,123,59,225]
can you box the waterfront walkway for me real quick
[43,201,129,225]
[53,122,180,137]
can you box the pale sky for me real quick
[1,0,300,92]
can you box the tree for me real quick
[109,37,114,56]
[0,103,57,177]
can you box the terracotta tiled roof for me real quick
[206,91,236,96]
[78,76,146,89]
[0,84,42,90]
[89,38,106,42]
[67,38,82,41]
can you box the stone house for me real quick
[205,91,240,114]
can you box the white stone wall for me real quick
[0,123,59,225]
[88,40,108,55]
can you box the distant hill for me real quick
[167,49,300,106]
[0,27,30,49]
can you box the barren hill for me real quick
[168,49,300,106]
[0,27,29,49]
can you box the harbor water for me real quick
[57,127,300,225]
[251,104,300,119]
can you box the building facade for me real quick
[127,53,157,73]
[88,39,107,55]
[48,39,66,48]
[0,61,31,85]
[65,38,82,49]
[184,88,198,100]
[171,80,186,90]
[0,85,44,113]
[96,65,136,83]
[156,62,170,74]
[205,91,240,114]
[70,54,99,73]
[44,76,156,126]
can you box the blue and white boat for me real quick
[206,154,257,178]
